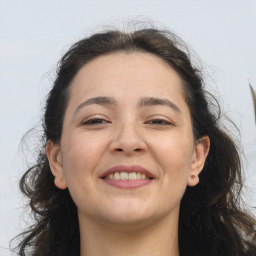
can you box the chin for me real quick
[103,214,154,231]
[99,201,154,227]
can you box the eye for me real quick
[146,118,173,125]
[81,117,111,126]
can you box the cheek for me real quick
[61,132,107,187]
[149,131,194,195]
[152,132,193,170]
[142,133,194,215]
[60,133,109,209]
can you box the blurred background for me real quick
[1,0,256,254]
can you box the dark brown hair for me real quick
[13,27,256,256]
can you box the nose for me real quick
[109,123,147,155]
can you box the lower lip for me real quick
[103,179,153,189]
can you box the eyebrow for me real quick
[74,96,117,116]
[138,97,181,113]
[73,96,181,117]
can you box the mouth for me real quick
[100,165,155,188]
[103,172,153,180]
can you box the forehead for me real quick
[69,52,186,101]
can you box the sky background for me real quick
[1,0,256,255]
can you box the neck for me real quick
[78,211,180,256]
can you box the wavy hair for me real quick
[13,26,256,256]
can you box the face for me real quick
[47,52,209,228]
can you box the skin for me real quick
[46,52,210,256]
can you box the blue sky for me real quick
[1,1,256,254]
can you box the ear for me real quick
[46,140,67,189]
[187,136,210,187]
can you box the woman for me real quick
[14,27,256,256]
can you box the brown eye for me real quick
[146,119,172,125]
[82,118,110,125]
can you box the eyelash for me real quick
[81,118,110,125]
[146,119,172,125]
[81,117,172,126]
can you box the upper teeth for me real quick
[105,172,149,180]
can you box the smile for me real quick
[103,172,151,180]
[100,165,155,189]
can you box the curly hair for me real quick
[13,27,256,256]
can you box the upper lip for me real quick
[100,165,155,179]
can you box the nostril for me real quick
[116,148,123,152]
